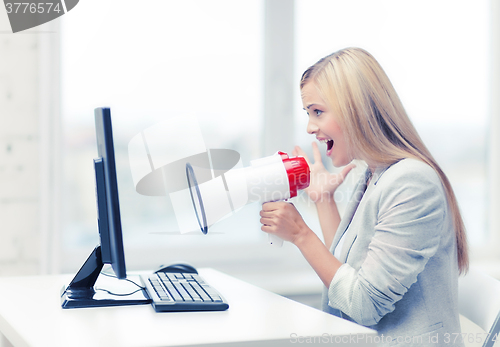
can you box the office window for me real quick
[294,0,490,247]
[60,0,265,271]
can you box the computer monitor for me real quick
[61,107,150,309]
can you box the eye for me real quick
[314,109,323,116]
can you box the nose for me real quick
[306,118,318,134]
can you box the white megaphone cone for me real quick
[186,152,310,247]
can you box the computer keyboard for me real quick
[142,272,229,312]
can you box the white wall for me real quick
[0,10,41,276]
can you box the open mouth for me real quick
[319,139,334,152]
[326,139,334,151]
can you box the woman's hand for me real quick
[260,201,343,288]
[293,142,355,203]
[260,202,311,246]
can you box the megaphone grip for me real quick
[268,234,284,247]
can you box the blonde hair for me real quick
[301,47,468,274]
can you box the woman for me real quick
[260,47,468,346]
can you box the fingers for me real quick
[259,210,274,218]
[260,208,276,229]
[293,145,310,165]
[293,143,323,167]
[261,224,274,233]
[262,201,295,210]
[334,163,356,186]
[340,163,356,179]
[260,217,274,227]
[261,201,283,211]
[311,141,322,164]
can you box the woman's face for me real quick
[301,82,352,167]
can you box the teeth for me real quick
[318,139,334,151]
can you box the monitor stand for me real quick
[61,246,151,309]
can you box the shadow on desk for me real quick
[284,293,322,310]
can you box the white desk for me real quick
[0,269,376,347]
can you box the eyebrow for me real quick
[304,103,319,110]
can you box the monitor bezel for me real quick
[94,107,126,278]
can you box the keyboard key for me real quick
[159,293,171,301]
[165,283,183,301]
[204,287,219,297]
[158,273,169,282]
[167,273,178,282]
[191,274,205,284]
[182,283,201,301]
[173,282,192,301]
[191,282,212,302]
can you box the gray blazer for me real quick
[322,158,463,346]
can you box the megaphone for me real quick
[186,151,310,246]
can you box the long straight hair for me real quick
[301,47,468,274]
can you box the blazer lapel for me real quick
[338,228,358,263]
[329,168,371,254]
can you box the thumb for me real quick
[338,163,356,183]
